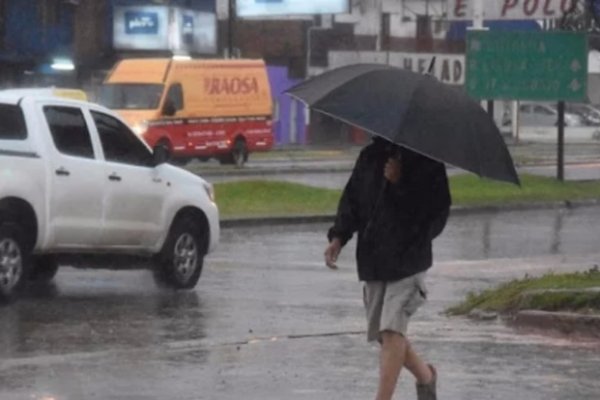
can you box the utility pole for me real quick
[227,0,236,58]
[375,0,383,52]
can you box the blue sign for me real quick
[125,11,159,35]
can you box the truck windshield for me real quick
[98,84,164,110]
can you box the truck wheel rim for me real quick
[174,233,197,282]
[0,239,22,292]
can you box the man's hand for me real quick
[324,238,342,270]
[384,157,402,184]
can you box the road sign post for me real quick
[557,101,565,181]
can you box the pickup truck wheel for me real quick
[0,224,30,303]
[29,256,59,283]
[154,219,204,289]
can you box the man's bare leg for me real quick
[376,331,408,400]
[403,340,433,384]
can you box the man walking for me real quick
[324,137,451,400]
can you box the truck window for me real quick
[98,84,164,110]
[0,104,27,140]
[44,106,95,159]
[91,111,153,167]
[165,83,184,111]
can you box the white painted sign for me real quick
[448,0,578,20]
[236,0,349,17]
[172,9,217,54]
[328,51,466,85]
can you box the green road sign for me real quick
[466,31,588,101]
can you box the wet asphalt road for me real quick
[1,207,600,400]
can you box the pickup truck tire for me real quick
[153,218,204,289]
[29,256,59,283]
[0,224,30,303]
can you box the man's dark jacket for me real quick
[328,139,451,282]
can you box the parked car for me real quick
[0,90,220,303]
[565,104,600,126]
[503,103,583,127]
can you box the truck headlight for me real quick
[132,121,149,135]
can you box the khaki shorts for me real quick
[363,272,428,342]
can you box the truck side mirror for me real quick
[153,144,170,166]
[162,99,177,117]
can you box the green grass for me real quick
[214,174,600,219]
[214,180,341,219]
[447,267,600,315]
[450,174,600,206]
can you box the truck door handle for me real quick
[55,167,70,177]
[108,173,122,182]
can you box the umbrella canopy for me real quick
[287,64,520,185]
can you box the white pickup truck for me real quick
[0,90,219,303]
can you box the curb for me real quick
[509,310,600,339]
[220,199,600,228]
[196,165,354,178]
[193,160,600,178]
[220,214,334,228]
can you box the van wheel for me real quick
[29,256,59,283]
[232,139,248,167]
[219,139,248,166]
[153,218,205,290]
[0,223,30,303]
[156,138,187,166]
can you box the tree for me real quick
[560,0,600,32]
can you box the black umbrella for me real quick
[286,64,520,185]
